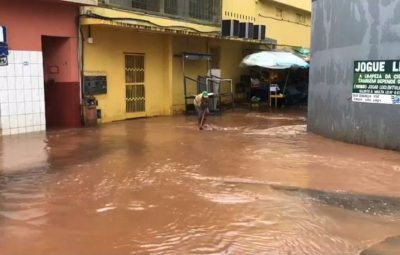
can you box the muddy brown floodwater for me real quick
[1,109,400,255]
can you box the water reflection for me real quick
[0,133,48,173]
[0,110,400,254]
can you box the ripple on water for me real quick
[96,206,117,213]
[127,200,157,211]
[198,192,257,205]
[203,124,244,132]
[0,168,49,224]
[245,112,307,122]
[2,115,400,255]
[0,208,48,221]
[176,123,245,132]
[243,124,307,136]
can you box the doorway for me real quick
[125,54,146,113]
[42,36,81,129]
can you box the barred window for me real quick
[189,0,213,21]
[102,0,221,24]
[164,0,178,15]
[131,0,160,12]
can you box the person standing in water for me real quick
[193,91,209,130]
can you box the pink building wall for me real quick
[0,0,82,134]
[42,37,76,83]
[0,0,79,82]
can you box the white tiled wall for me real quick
[0,50,46,135]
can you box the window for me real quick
[104,0,221,25]
[189,0,213,21]
[131,0,145,9]
[164,0,178,15]
[131,0,160,12]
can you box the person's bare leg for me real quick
[199,111,206,130]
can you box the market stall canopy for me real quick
[240,51,309,69]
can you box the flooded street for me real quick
[1,110,400,255]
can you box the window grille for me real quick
[125,54,145,113]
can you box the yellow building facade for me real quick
[81,0,311,123]
[223,0,311,48]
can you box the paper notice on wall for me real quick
[352,60,400,105]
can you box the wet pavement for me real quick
[1,109,400,255]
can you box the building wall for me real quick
[308,0,400,150]
[80,6,229,118]
[270,0,311,12]
[42,37,77,83]
[217,39,246,95]
[0,51,46,135]
[83,26,170,122]
[80,5,268,120]
[257,2,311,48]
[0,0,81,135]
[1,0,78,51]
[82,24,252,119]
[222,0,311,48]
[2,0,79,82]
[219,39,244,78]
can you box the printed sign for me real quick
[353,60,400,105]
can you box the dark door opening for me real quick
[42,36,81,129]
